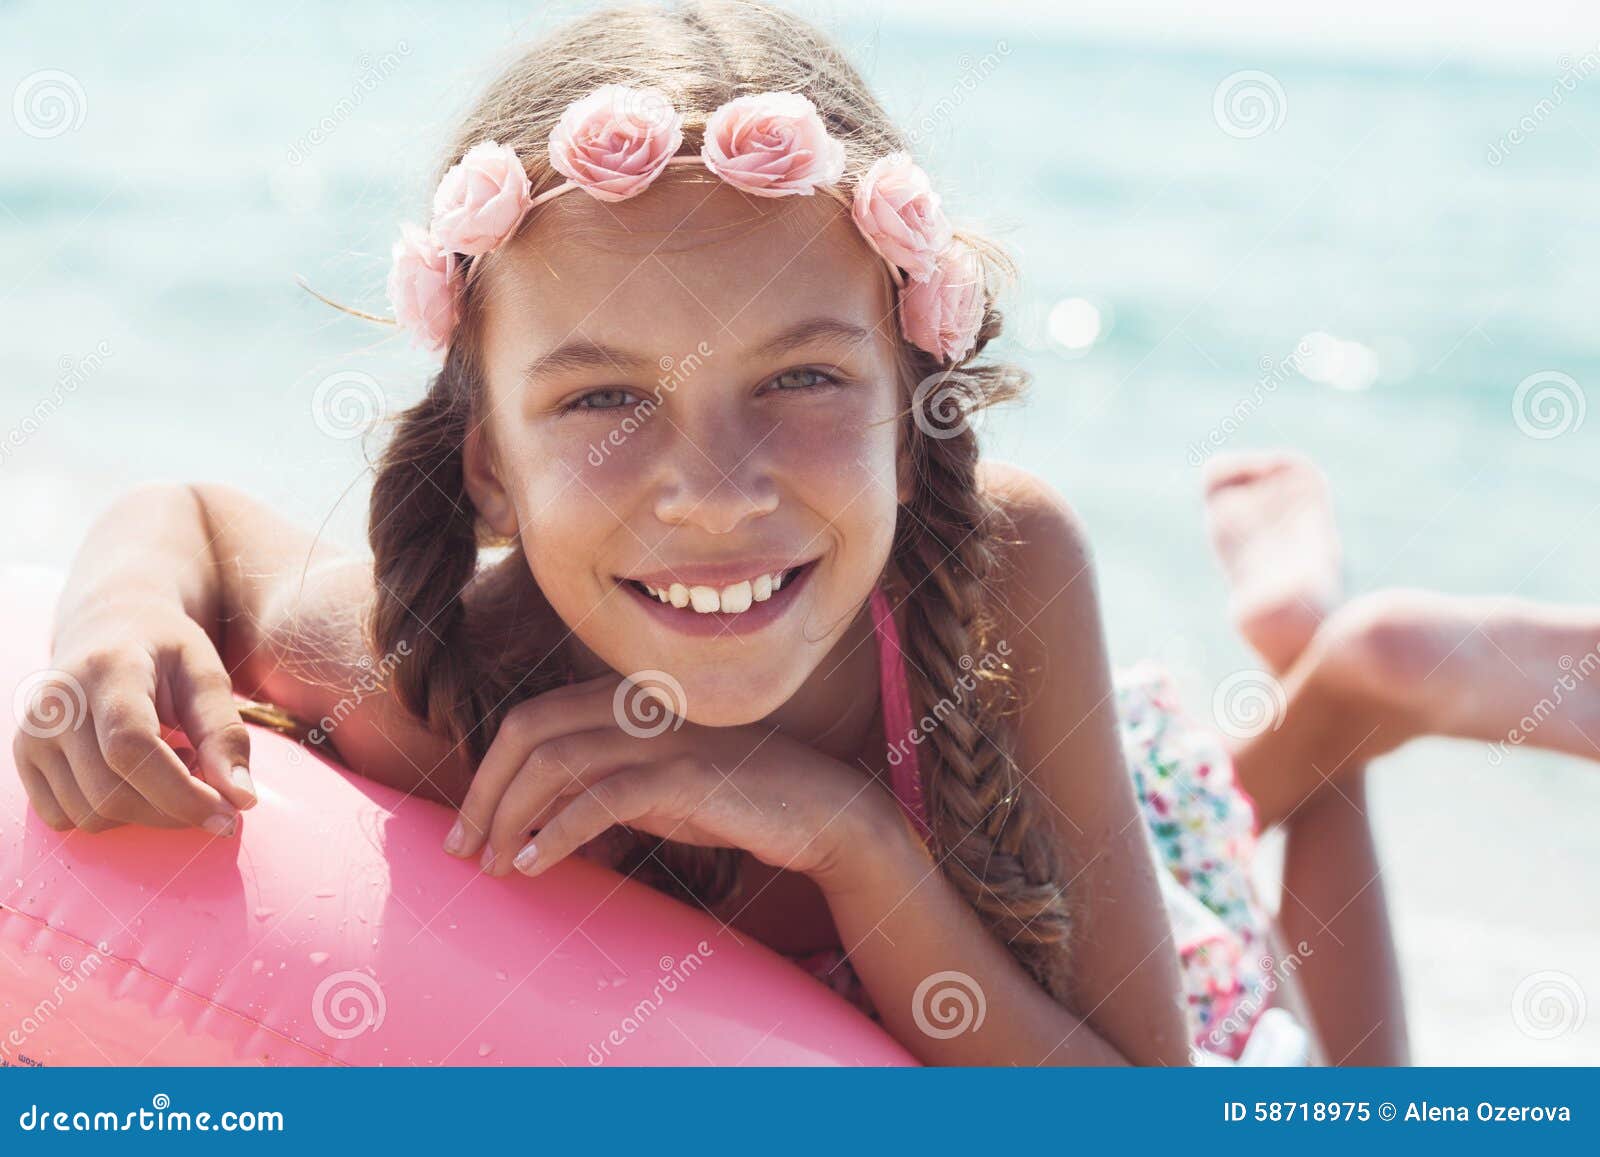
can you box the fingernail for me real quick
[480,845,496,873]
[513,842,539,874]
[444,818,467,856]
[230,765,256,803]
[202,813,237,838]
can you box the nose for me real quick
[652,418,780,534]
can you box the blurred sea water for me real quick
[3,1,1598,1062]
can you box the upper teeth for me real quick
[641,569,789,614]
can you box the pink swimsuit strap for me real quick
[867,587,932,842]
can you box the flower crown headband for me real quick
[387,85,984,364]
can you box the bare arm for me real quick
[16,483,469,835]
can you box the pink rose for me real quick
[548,84,684,203]
[387,223,459,352]
[701,92,846,198]
[899,242,985,363]
[851,152,952,281]
[430,140,533,256]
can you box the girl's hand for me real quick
[13,592,256,835]
[444,674,892,885]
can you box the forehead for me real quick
[476,174,897,360]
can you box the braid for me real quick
[891,292,1077,1002]
[367,344,485,743]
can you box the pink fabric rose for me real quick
[899,241,985,363]
[387,223,459,352]
[430,140,533,256]
[851,152,952,281]
[701,92,846,197]
[548,84,684,203]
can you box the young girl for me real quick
[17,0,1600,1066]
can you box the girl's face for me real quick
[468,176,906,725]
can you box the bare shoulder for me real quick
[975,459,1098,643]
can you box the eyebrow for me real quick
[520,316,877,385]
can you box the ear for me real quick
[462,421,519,538]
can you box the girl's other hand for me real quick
[12,593,257,835]
[444,674,895,886]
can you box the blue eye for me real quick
[768,368,837,392]
[567,388,636,412]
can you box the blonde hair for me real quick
[367,0,1074,1000]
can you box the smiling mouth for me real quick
[620,561,814,616]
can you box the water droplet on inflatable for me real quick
[477,1042,493,1057]
[314,888,336,898]
[495,970,507,982]
[251,960,264,973]
[309,951,330,966]
[254,906,276,920]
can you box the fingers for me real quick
[446,675,623,859]
[170,638,256,809]
[58,726,195,830]
[88,668,237,831]
[511,764,683,877]
[477,727,655,875]
[14,736,70,831]
[33,745,120,834]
